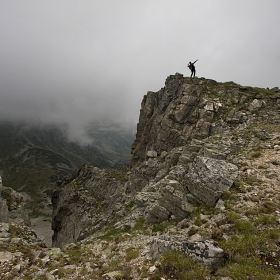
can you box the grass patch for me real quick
[216,257,277,280]
[232,178,246,192]
[259,200,277,214]
[125,247,139,262]
[253,87,275,96]
[105,258,122,272]
[217,227,279,278]
[160,251,210,280]
[242,175,262,186]
[152,224,165,233]
[98,225,130,242]
[134,217,145,231]
[65,244,82,264]
[250,151,262,158]
[219,233,265,260]
[194,215,202,226]
[98,227,121,241]
[255,214,278,226]
[223,81,239,86]
[234,220,256,234]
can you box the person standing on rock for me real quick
[188,59,198,78]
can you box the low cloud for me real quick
[1,1,279,144]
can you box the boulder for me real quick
[147,150,158,158]
[248,99,266,112]
[0,251,13,263]
[136,176,195,224]
[185,156,238,206]
[150,234,225,271]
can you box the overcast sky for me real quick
[1,1,280,142]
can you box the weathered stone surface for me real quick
[0,251,13,263]
[52,165,128,247]
[0,198,9,223]
[0,184,31,225]
[270,87,279,92]
[146,150,157,158]
[136,174,195,224]
[185,156,238,206]
[150,234,225,271]
[248,98,266,112]
[0,223,9,232]
[269,92,280,99]
[253,129,271,140]
[102,271,122,280]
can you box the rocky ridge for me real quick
[1,74,280,279]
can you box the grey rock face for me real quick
[136,176,195,223]
[248,98,266,112]
[131,74,220,166]
[185,156,238,206]
[52,165,127,247]
[0,185,30,225]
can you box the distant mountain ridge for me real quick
[0,120,135,215]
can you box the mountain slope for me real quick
[1,74,280,279]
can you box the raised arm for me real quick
[193,59,198,64]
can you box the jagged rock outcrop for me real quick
[0,177,30,226]
[52,165,128,247]
[185,156,238,206]
[131,74,220,166]
[51,73,280,275]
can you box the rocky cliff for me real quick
[52,73,280,246]
[2,74,280,279]
[49,74,280,279]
